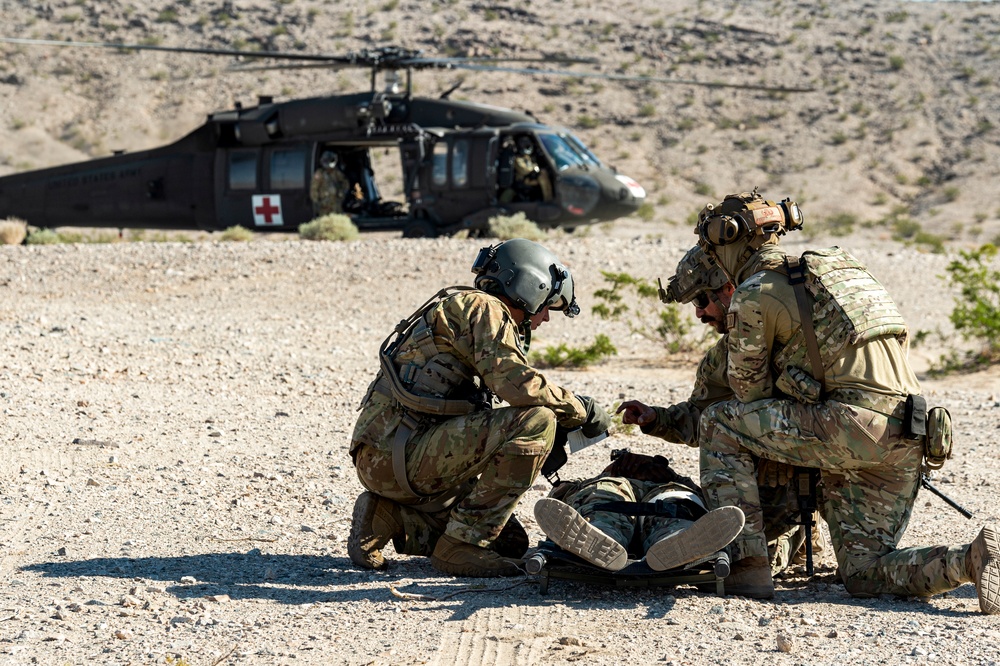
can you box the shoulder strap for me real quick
[785,256,826,391]
[378,286,481,417]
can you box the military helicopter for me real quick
[0,38,810,238]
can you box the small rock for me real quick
[120,595,141,608]
[206,594,230,603]
[180,576,197,584]
[913,647,928,657]
[115,629,131,640]
[558,636,584,646]
[170,616,193,625]
[86,478,101,487]
[758,616,772,626]
[776,633,794,653]
[300,524,315,533]
[146,585,166,593]
[708,605,724,614]
[57,547,67,556]
[827,629,839,638]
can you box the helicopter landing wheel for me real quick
[402,220,438,238]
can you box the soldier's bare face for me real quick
[528,306,551,330]
[694,284,735,334]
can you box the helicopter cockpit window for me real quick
[269,148,307,190]
[431,142,448,187]
[564,133,603,168]
[228,151,258,190]
[538,133,589,171]
[451,140,469,188]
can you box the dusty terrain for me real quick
[2,222,1000,665]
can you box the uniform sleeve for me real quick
[727,275,779,402]
[443,294,588,427]
[641,402,701,447]
[640,336,732,446]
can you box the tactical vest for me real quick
[375,287,490,418]
[753,247,908,383]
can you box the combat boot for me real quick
[533,497,628,571]
[645,506,745,572]
[721,556,775,599]
[491,514,530,559]
[967,524,1000,614]
[430,534,523,577]
[347,492,404,570]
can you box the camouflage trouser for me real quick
[700,397,970,597]
[759,480,810,576]
[353,405,555,552]
[551,477,698,555]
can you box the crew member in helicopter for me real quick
[310,150,350,218]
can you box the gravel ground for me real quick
[2,225,1000,665]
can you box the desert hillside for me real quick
[2,0,1000,244]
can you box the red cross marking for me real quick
[254,196,280,224]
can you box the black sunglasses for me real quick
[693,292,711,309]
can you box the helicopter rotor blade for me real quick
[0,37,362,64]
[437,61,814,93]
[226,62,354,73]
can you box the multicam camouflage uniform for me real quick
[351,289,587,556]
[639,336,813,575]
[310,166,349,217]
[701,245,971,596]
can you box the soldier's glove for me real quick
[756,459,795,487]
[577,395,612,438]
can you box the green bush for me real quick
[592,271,714,354]
[218,225,254,242]
[25,228,62,245]
[486,213,546,241]
[532,334,617,369]
[0,218,27,245]
[929,244,1000,373]
[299,214,359,241]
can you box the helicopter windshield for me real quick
[537,132,603,171]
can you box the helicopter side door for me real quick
[215,144,310,231]
[418,131,497,230]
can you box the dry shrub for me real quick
[487,212,546,240]
[0,218,27,245]
[25,228,61,245]
[299,214,359,241]
[218,225,255,242]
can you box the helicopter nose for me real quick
[615,174,646,201]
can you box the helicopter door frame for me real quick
[261,143,311,230]
[216,147,261,230]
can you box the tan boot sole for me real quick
[534,498,628,571]
[645,506,745,572]
[972,525,1000,615]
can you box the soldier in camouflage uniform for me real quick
[691,189,999,612]
[309,151,349,217]
[615,245,815,577]
[348,239,612,577]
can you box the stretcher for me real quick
[525,539,730,595]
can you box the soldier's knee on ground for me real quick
[489,407,557,490]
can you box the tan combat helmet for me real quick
[695,188,804,249]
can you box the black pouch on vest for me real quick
[904,394,927,440]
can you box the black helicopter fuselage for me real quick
[0,92,646,236]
